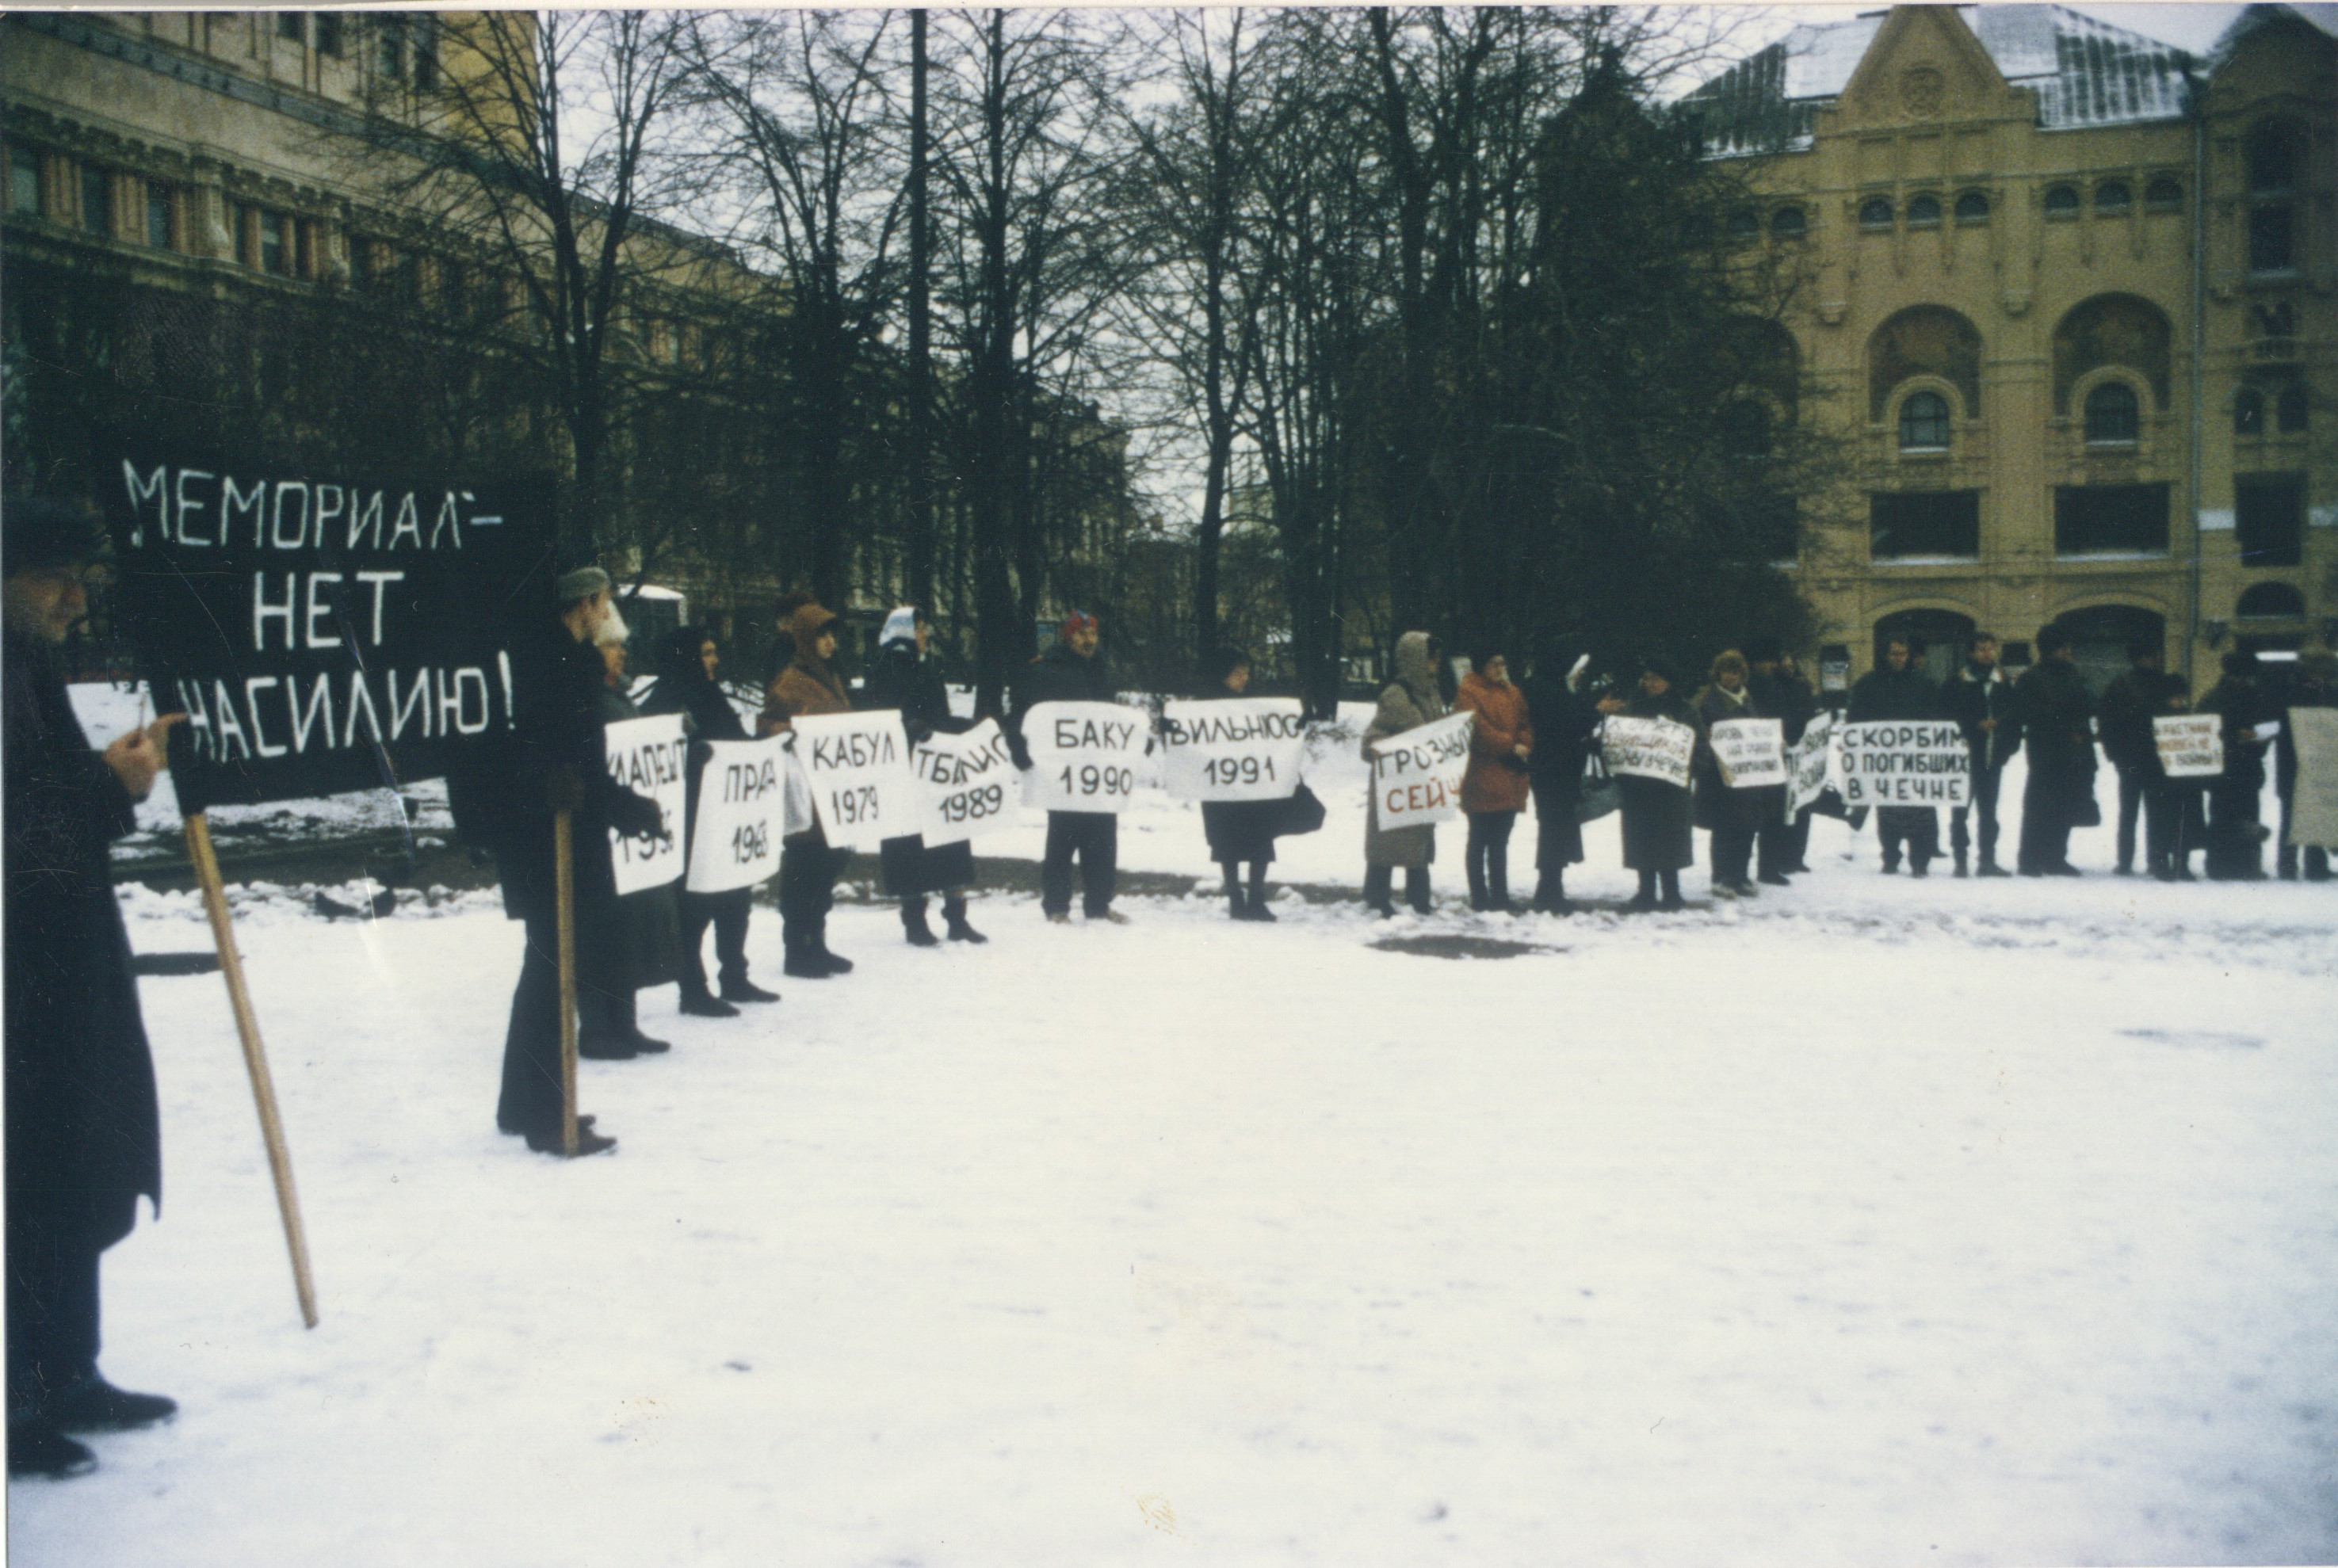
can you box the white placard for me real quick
[791,710,915,852]
[2153,714,2223,780]
[1787,711,1836,818]
[685,737,788,893]
[1837,719,1969,808]
[911,718,1020,846]
[1020,700,1151,813]
[604,712,688,894]
[2288,708,2338,849]
[1599,715,1694,788]
[1710,716,1786,788]
[1370,710,1473,830]
[1161,696,1306,802]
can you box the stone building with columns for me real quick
[1690,2,2336,692]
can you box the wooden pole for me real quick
[554,807,579,1158]
[184,813,319,1329]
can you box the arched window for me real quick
[1771,206,1806,238]
[2247,121,2303,272]
[2043,185,2081,217]
[1870,305,1984,422]
[1859,196,1893,229]
[1908,193,1943,228]
[1725,206,1760,241]
[2145,175,2183,211]
[2094,181,2132,214]
[2236,582,2305,620]
[2235,389,2266,436]
[1899,391,1951,452]
[2051,295,2173,415]
[1954,190,1989,223]
[2083,383,2140,444]
[2276,384,2309,434]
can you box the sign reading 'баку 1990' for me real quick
[101,444,553,813]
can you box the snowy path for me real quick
[11,844,2338,1566]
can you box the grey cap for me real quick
[556,565,612,605]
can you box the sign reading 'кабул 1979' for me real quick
[101,443,552,812]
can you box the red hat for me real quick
[1061,609,1099,638]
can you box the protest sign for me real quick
[1787,711,1836,817]
[910,719,1020,845]
[2153,714,2223,780]
[1370,711,1473,830]
[792,710,916,852]
[1837,719,1968,808]
[1710,716,1787,788]
[1160,696,1306,802]
[1599,715,1694,788]
[604,713,687,894]
[100,442,551,811]
[686,737,790,893]
[1020,700,1151,813]
[2287,707,2338,849]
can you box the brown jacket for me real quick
[1457,669,1532,815]
[759,600,850,734]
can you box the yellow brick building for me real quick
[1692,2,2336,692]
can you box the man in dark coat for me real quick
[2198,650,2274,881]
[465,567,665,1156]
[5,498,182,1478]
[2275,650,2335,882]
[2097,640,2171,876]
[641,624,781,1013]
[1008,610,1125,923]
[1522,641,1618,913]
[2013,624,2099,876]
[1942,631,2021,877]
[1847,637,1943,875]
[1752,646,1820,873]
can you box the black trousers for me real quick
[1042,811,1117,916]
[1710,813,1754,885]
[1465,811,1517,904]
[1877,806,1938,869]
[497,914,565,1137]
[2019,773,2082,872]
[6,1190,129,1417]
[1364,864,1431,913]
[679,887,752,997]
[2146,781,2206,874]
[2114,766,2146,871]
[2206,776,2263,879]
[778,841,851,950]
[1949,766,2004,865]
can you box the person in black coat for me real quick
[1847,636,1944,875]
[462,567,664,1157]
[5,498,183,1478]
[575,630,681,1059]
[641,624,781,1013]
[2275,650,2335,882]
[866,607,987,944]
[1007,610,1125,923]
[2012,624,2099,876]
[1752,645,1820,873]
[1194,647,1287,921]
[1941,632,2020,876]
[1521,639,1618,914]
[1692,650,1768,898]
[2097,640,2172,877]
[1615,656,1700,911]
[2198,650,2274,881]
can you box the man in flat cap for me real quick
[474,566,665,1156]
[5,497,185,1478]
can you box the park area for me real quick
[9,689,2338,1567]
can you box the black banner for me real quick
[100,442,554,812]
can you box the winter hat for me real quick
[2,495,109,576]
[1710,649,1748,683]
[1637,652,1679,687]
[556,565,611,605]
[1060,609,1100,639]
[783,597,839,657]
[879,605,920,648]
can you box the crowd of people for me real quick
[7,488,2333,1477]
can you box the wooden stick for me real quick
[554,807,579,1158]
[184,813,320,1329]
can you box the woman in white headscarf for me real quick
[866,606,987,944]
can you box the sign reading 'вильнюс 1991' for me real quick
[101,443,554,813]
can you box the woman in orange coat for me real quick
[760,593,858,979]
[1457,644,1534,912]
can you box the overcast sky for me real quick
[1748,3,2260,56]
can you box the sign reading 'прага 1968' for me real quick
[101,444,552,812]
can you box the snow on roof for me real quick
[1688,4,2196,155]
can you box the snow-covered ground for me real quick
[16,689,2337,1566]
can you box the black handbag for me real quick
[1273,782,1328,837]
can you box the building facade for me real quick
[1693,2,2336,690]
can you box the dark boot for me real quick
[1406,867,1433,915]
[1487,849,1515,915]
[942,897,988,942]
[1243,862,1277,922]
[782,944,831,979]
[902,896,940,947]
[1627,870,1658,911]
[678,987,739,1018]
[1364,865,1396,918]
[7,1417,96,1478]
[1954,849,1969,879]
[1221,864,1247,920]
[1657,871,1685,910]
[1465,849,1489,912]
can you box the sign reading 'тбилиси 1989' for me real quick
[101,444,552,812]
